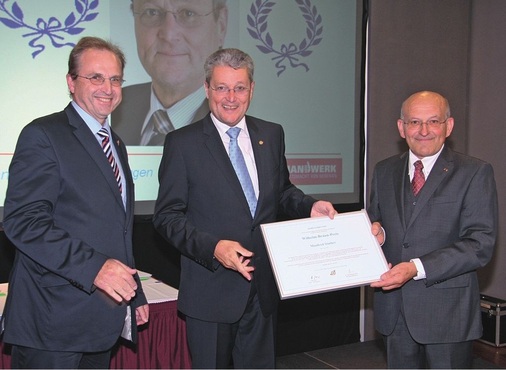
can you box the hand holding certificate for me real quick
[261,210,388,299]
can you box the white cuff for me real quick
[379,227,386,246]
[410,258,426,280]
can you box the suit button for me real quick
[402,243,409,248]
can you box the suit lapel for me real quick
[112,130,134,219]
[202,116,253,217]
[247,118,267,220]
[65,104,126,212]
[394,153,409,231]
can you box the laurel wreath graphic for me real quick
[0,0,99,58]
[247,0,323,77]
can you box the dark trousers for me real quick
[11,345,111,369]
[385,311,473,369]
[185,290,276,369]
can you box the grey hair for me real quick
[204,48,254,84]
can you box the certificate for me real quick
[261,210,388,299]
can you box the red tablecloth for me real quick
[0,339,10,369]
[110,300,191,369]
[0,300,191,369]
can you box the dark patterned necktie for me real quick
[226,127,257,217]
[98,128,122,194]
[411,160,425,196]
[147,109,174,146]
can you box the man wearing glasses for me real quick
[368,91,498,368]
[2,37,149,368]
[153,48,338,368]
[112,0,228,146]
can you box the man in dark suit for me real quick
[368,91,498,368]
[112,0,228,145]
[1,37,149,368]
[153,48,337,368]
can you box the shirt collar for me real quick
[210,113,249,140]
[71,101,109,135]
[408,144,444,177]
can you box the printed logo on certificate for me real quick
[261,210,388,299]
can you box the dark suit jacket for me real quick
[111,82,210,145]
[153,114,316,323]
[2,103,147,352]
[368,146,497,343]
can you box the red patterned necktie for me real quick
[98,128,122,194]
[411,160,425,196]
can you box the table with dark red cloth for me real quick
[110,300,191,369]
[0,281,192,369]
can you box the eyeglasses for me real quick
[209,85,251,96]
[133,8,215,28]
[75,74,125,87]
[403,118,448,128]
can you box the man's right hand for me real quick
[94,259,138,303]
[214,240,255,281]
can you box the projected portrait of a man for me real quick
[111,0,228,146]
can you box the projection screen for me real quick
[0,0,365,218]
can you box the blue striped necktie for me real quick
[226,127,257,217]
[98,128,122,194]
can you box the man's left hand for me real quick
[370,262,418,290]
[371,221,385,246]
[136,304,149,325]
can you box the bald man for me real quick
[368,91,498,368]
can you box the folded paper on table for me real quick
[141,277,178,303]
[261,210,388,299]
[137,270,152,281]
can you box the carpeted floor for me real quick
[276,339,501,369]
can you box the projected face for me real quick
[205,66,254,127]
[397,91,454,159]
[67,49,123,124]
[132,0,227,106]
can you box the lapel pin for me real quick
[259,140,264,145]
[443,168,448,172]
